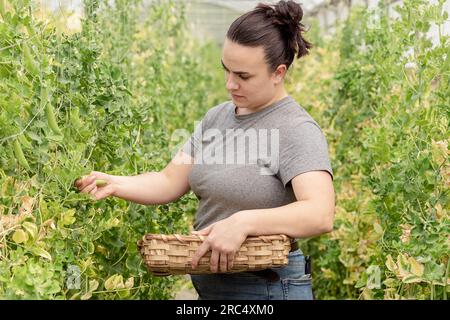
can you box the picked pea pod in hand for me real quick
[95,179,107,187]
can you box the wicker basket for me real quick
[137,233,292,276]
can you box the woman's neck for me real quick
[262,89,288,109]
[235,89,288,116]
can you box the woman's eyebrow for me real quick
[221,60,251,75]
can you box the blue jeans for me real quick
[190,249,313,300]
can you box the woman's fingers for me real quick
[220,252,228,273]
[227,253,234,271]
[191,239,210,269]
[74,172,115,201]
[80,181,96,194]
[92,184,115,200]
[210,250,220,273]
[75,175,95,191]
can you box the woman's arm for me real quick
[75,150,194,205]
[237,170,335,238]
[191,170,335,273]
[112,150,194,205]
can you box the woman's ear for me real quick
[273,64,287,84]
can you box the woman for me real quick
[75,0,335,300]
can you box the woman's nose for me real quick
[225,74,239,91]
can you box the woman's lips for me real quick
[231,93,244,99]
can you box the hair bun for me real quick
[256,0,311,59]
[228,0,312,69]
[274,0,304,27]
[258,0,303,34]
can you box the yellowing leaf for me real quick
[124,277,134,289]
[397,254,410,278]
[89,279,99,292]
[408,257,424,277]
[104,274,123,291]
[431,140,448,164]
[105,217,120,229]
[434,203,446,221]
[1,215,19,229]
[12,229,28,244]
[402,274,422,284]
[321,268,336,279]
[383,278,397,288]
[385,254,397,272]
[400,224,413,244]
[361,287,373,300]
[22,221,38,239]
[19,195,34,216]
[80,291,92,300]
[373,222,383,235]
[104,276,116,291]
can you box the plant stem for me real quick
[443,258,449,300]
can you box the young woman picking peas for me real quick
[75,0,335,300]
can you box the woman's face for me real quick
[221,38,286,111]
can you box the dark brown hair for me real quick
[226,0,312,72]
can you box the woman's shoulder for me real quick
[276,97,323,130]
[201,100,233,125]
[206,100,232,116]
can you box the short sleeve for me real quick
[180,102,226,159]
[181,119,204,159]
[278,121,334,187]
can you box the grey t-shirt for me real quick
[182,95,334,231]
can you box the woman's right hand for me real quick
[74,171,117,200]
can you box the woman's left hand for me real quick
[191,212,248,273]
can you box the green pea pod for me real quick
[95,179,107,187]
[23,43,39,76]
[42,86,62,135]
[18,133,32,149]
[13,139,30,170]
[70,107,83,129]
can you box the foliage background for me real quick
[0,0,448,299]
[287,0,449,300]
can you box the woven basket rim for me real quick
[137,233,290,245]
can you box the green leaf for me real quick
[46,133,63,142]
[70,292,81,300]
[30,246,52,261]
[355,277,366,288]
[125,255,142,271]
[27,131,42,143]
[61,209,76,226]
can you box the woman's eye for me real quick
[239,75,249,80]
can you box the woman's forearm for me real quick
[111,172,175,205]
[236,200,335,239]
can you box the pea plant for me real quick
[287,0,449,299]
[0,0,225,299]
